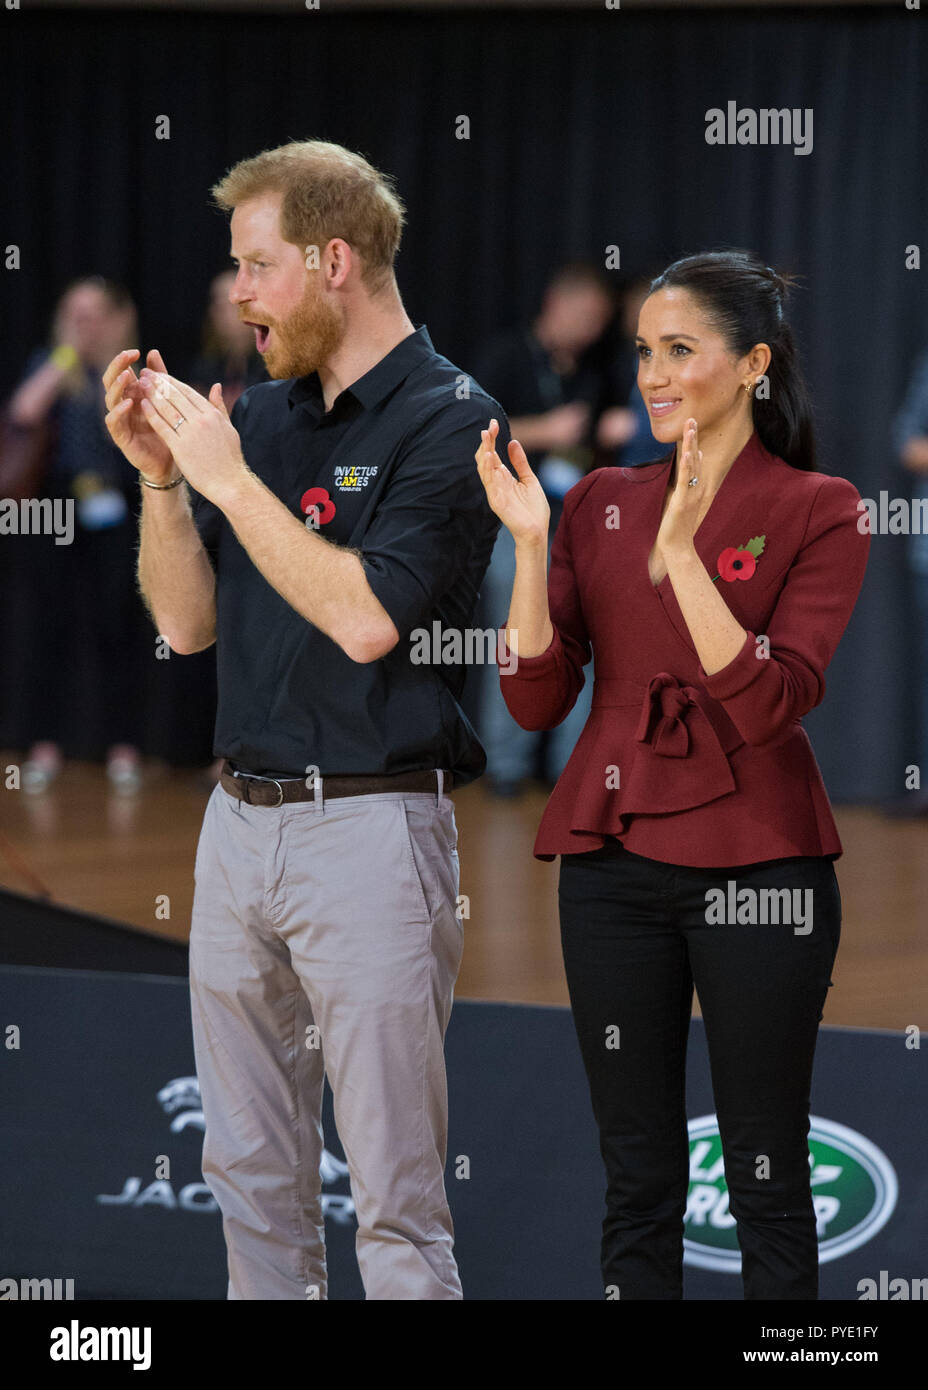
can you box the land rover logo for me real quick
[684,1114,898,1272]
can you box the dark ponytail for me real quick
[648,249,816,472]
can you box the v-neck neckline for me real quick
[646,431,759,591]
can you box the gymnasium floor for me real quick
[0,755,923,1029]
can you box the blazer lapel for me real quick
[654,431,776,653]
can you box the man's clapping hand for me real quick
[103,347,179,486]
[136,368,251,508]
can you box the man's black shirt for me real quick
[189,325,507,785]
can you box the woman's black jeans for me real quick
[558,838,841,1300]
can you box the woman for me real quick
[475,249,870,1300]
[2,277,148,792]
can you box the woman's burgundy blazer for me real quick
[497,430,870,867]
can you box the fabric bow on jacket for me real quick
[620,672,744,815]
[635,673,698,757]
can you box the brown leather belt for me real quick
[219,760,453,808]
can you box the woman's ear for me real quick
[749,341,773,379]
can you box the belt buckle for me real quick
[236,771,285,807]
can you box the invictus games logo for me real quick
[333,465,378,491]
[684,1114,898,1272]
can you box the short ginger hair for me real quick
[210,139,406,295]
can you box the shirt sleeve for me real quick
[495,471,596,731]
[697,473,870,747]
[360,397,507,640]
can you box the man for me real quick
[102,139,508,1299]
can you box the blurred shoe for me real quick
[22,741,62,794]
[106,744,142,795]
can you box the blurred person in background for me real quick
[606,273,667,468]
[1,277,149,793]
[188,268,267,407]
[145,269,267,786]
[471,262,638,796]
[889,346,928,816]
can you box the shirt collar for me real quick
[287,324,435,414]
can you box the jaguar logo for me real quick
[96,1077,356,1223]
[157,1076,204,1133]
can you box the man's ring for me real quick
[172,418,185,432]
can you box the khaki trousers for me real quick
[189,776,463,1299]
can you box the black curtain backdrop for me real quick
[3,4,926,797]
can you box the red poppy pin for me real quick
[712,535,765,583]
[301,487,336,526]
